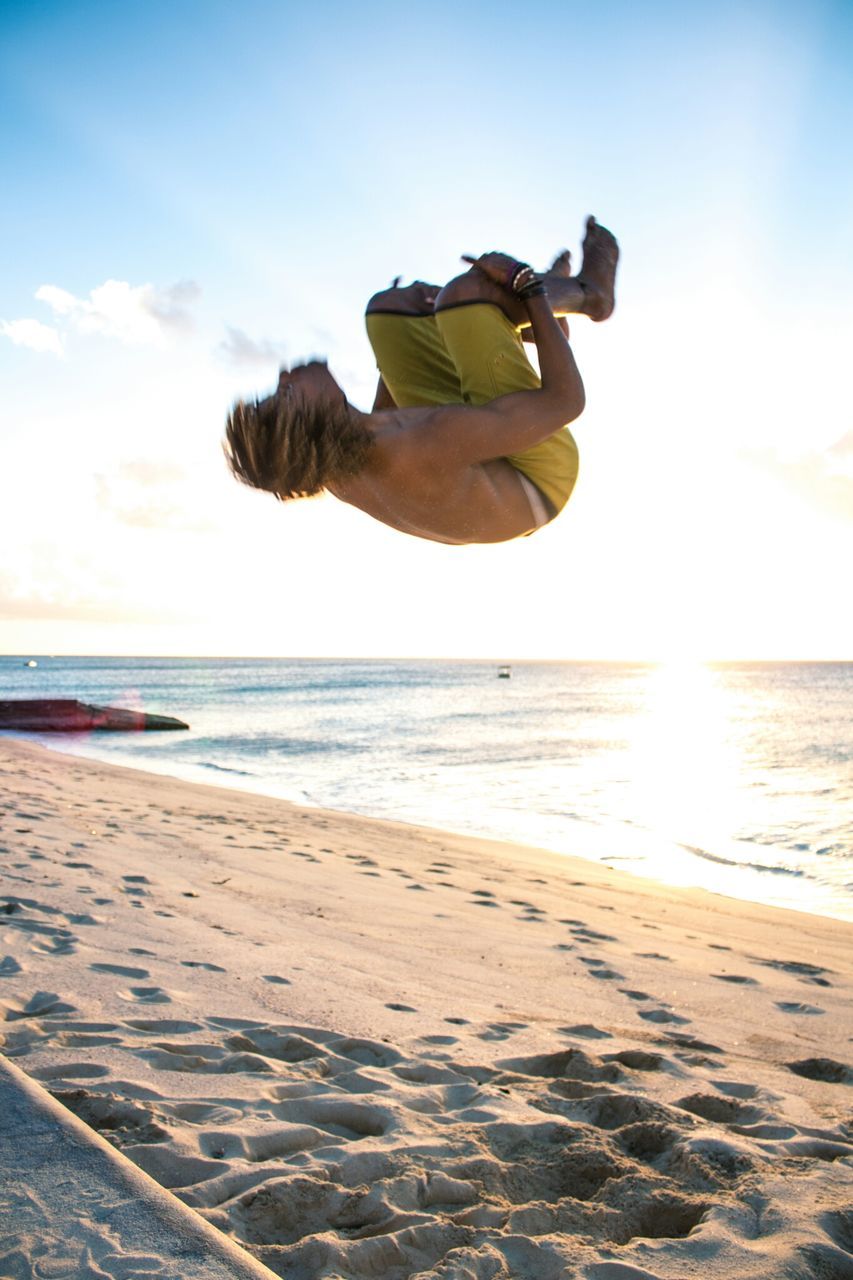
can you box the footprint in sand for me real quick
[29,931,78,957]
[90,963,150,978]
[786,1057,852,1084]
[118,986,172,1004]
[675,1092,767,1125]
[606,1049,670,1072]
[262,975,292,985]
[577,1092,681,1132]
[125,1018,203,1033]
[55,1029,123,1048]
[1,991,77,1020]
[711,1080,761,1099]
[497,1046,623,1085]
[52,1089,168,1146]
[181,960,226,972]
[386,1002,416,1013]
[0,956,23,976]
[615,1123,684,1169]
[662,1031,725,1055]
[776,1001,824,1015]
[561,1024,613,1040]
[478,1024,518,1042]
[573,927,618,943]
[754,957,833,988]
[581,957,617,973]
[66,912,100,927]
[31,1062,111,1080]
[638,1008,690,1025]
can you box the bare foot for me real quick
[545,251,572,338]
[576,217,619,321]
[548,249,572,278]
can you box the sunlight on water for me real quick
[628,661,744,885]
[2,656,850,920]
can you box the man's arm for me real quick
[419,292,585,467]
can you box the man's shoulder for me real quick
[362,405,456,490]
[374,402,466,457]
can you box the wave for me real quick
[189,735,362,756]
[678,842,809,879]
[197,761,256,778]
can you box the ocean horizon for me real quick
[2,655,851,923]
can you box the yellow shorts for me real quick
[364,302,579,518]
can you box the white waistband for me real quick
[516,471,550,529]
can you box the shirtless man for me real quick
[224,217,618,544]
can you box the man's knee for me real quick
[435,270,491,310]
[366,281,438,317]
[435,270,522,321]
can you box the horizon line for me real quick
[3,653,852,665]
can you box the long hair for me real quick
[224,391,374,500]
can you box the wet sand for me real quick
[1,736,851,1279]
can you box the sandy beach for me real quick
[1,734,851,1279]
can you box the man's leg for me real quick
[366,279,439,318]
[431,300,579,519]
[364,281,462,409]
[435,217,618,326]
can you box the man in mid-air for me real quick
[224,217,618,544]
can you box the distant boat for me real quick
[24,659,38,668]
[497,665,511,679]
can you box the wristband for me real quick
[517,280,547,301]
[510,264,535,293]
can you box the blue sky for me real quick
[2,0,851,657]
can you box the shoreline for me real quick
[1,735,851,1278]
[4,727,851,926]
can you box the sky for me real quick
[1,0,851,660]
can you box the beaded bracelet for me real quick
[509,263,535,293]
[517,280,548,301]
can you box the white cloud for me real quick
[34,278,200,346]
[0,318,64,356]
[218,325,285,366]
[829,430,853,459]
[746,432,853,523]
[94,459,215,532]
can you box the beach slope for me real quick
[0,737,851,1279]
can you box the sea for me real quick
[2,656,851,923]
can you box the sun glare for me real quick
[627,660,744,882]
